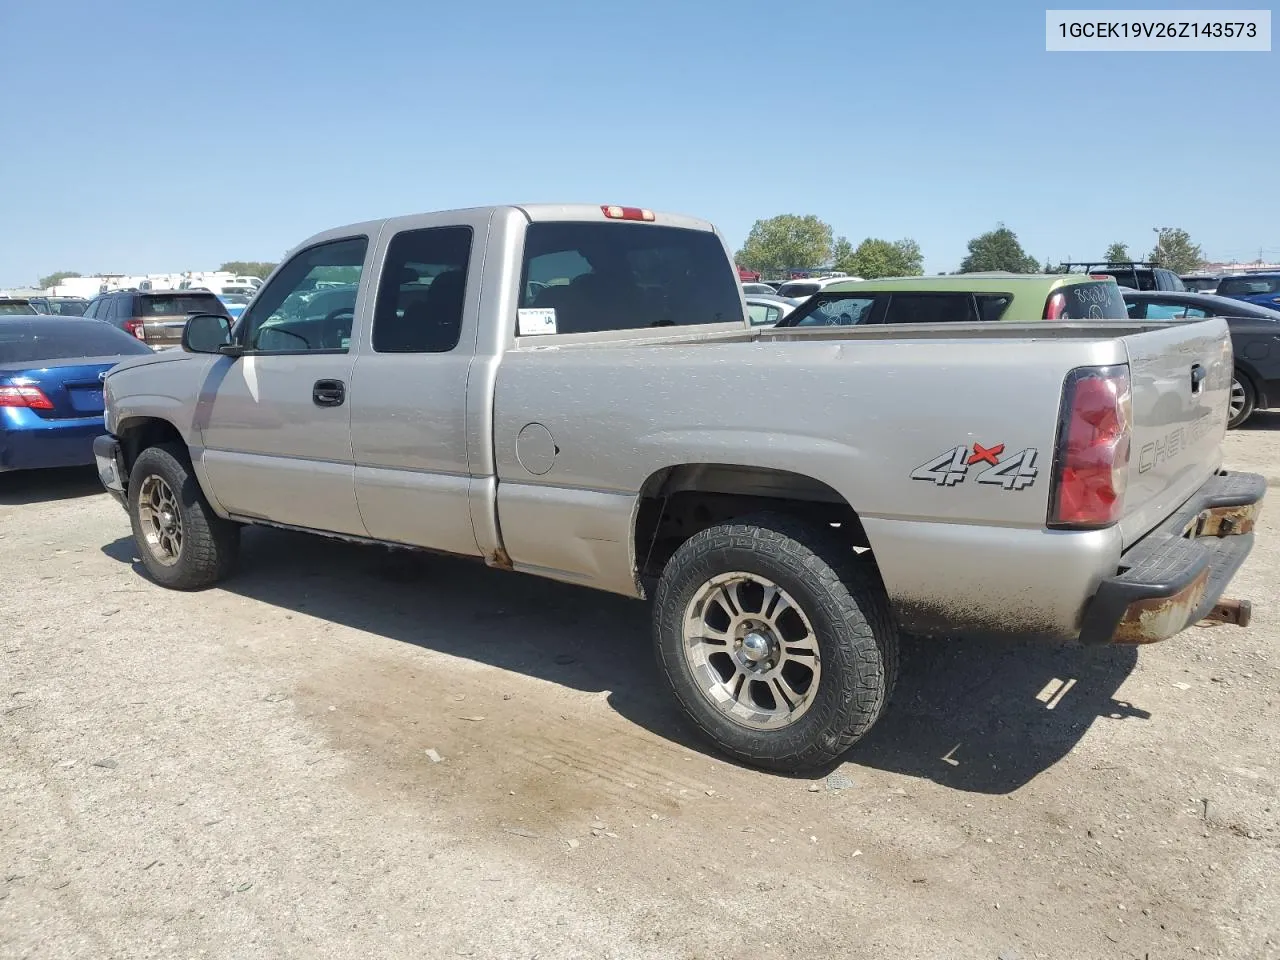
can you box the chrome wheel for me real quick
[137,475,183,567]
[1229,378,1247,422]
[682,572,821,730]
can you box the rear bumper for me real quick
[0,417,104,472]
[1078,471,1266,645]
[93,434,128,508]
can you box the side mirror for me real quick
[182,313,233,354]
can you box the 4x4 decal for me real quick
[911,443,1039,490]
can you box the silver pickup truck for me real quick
[93,204,1266,772]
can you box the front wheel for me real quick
[653,513,898,773]
[128,443,239,590]
[1228,371,1256,429]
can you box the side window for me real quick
[1125,300,1146,320]
[83,298,99,319]
[1144,300,1189,320]
[239,237,368,353]
[884,294,977,324]
[371,226,473,353]
[975,294,1012,321]
[518,221,742,334]
[747,303,771,325]
[1182,306,1210,318]
[766,306,780,325]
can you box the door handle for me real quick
[313,379,346,407]
[1190,364,1206,394]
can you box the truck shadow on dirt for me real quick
[0,466,106,505]
[1241,411,1280,432]
[102,526,1148,794]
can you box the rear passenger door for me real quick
[348,215,484,555]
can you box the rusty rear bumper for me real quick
[1078,470,1266,645]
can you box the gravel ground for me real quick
[3,414,1279,960]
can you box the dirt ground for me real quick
[2,416,1278,960]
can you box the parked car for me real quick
[1214,272,1280,310]
[93,203,1262,773]
[1,318,154,472]
[1062,262,1185,292]
[741,282,777,296]
[0,298,37,316]
[745,294,803,326]
[1123,290,1280,428]
[774,275,863,299]
[218,293,251,321]
[1180,274,1222,295]
[82,290,231,349]
[29,296,88,316]
[775,273,1130,327]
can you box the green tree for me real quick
[1103,242,1130,263]
[831,236,855,271]
[39,270,81,289]
[958,224,1039,274]
[735,215,833,277]
[835,237,924,278]
[219,261,277,279]
[1148,228,1203,274]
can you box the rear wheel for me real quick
[128,443,239,590]
[1228,371,1256,429]
[653,513,898,773]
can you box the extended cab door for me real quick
[195,234,373,536]
[347,214,487,556]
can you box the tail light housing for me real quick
[1044,292,1066,319]
[124,317,146,340]
[1048,365,1132,528]
[0,385,54,409]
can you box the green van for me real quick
[774,273,1130,327]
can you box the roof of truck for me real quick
[295,205,720,255]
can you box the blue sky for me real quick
[1,0,1275,286]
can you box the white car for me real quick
[775,275,863,299]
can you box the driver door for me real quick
[195,235,372,537]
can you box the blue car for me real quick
[1215,273,1280,310]
[1,318,154,472]
[218,293,251,321]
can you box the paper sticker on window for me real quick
[517,308,557,336]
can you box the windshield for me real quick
[0,300,37,316]
[779,291,877,327]
[1216,275,1280,297]
[0,320,155,362]
[138,294,225,316]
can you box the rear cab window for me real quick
[1045,281,1128,319]
[518,221,742,335]
[139,293,227,317]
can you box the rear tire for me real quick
[1228,371,1256,429]
[128,443,239,590]
[653,513,898,773]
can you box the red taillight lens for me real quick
[124,318,145,339]
[0,385,54,409]
[1044,292,1066,319]
[1048,366,1132,528]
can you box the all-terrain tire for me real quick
[653,512,898,773]
[128,443,239,590]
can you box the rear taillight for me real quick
[0,385,54,409]
[1044,292,1066,319]
[1048,365,1132,528]
[124,318,145,339]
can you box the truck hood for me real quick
[103,348,198,378]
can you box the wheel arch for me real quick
[632,462,872,587]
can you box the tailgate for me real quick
[1119,317,1232,547]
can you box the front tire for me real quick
[653,513,898,773]
[1228,371,1256,429]
[128,443,239,590]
